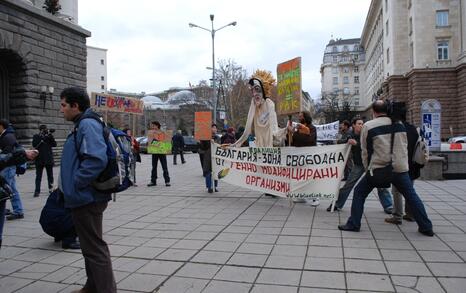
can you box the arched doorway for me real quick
[0,49,27,124]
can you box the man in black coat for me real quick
[32,125,57,197]
[172,130,185,165]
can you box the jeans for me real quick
[204,172,218,189]
[0,167,23,215]
[151,154,170,183]
[35,164,54,193]
[335,165,392,210]
[0,200,5,240]
[391,182,414,220]
[345,172,432,232]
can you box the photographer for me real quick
[32,125,57,197]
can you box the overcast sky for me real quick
[79,0,371,98]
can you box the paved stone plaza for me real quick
[1,153,465,293]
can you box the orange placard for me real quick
[276,57,302,115]
[195,112,212,140]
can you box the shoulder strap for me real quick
[73,112,106,161]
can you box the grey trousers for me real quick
[391,181,414,220]
[72,201,116,293]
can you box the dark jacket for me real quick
[349,130,363,166]
[200,134,221,175]
[0,129,17,153]
[291,125,317,147]
[32,132,57,165]
[221,133,236,144]
[172,133,184,150]
[60,109,110,209]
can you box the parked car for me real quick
[448,135,466,143]
[137,136,148,154]
[182,136,200,153]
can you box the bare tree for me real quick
[318,91,358,123]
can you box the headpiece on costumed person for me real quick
[249,69,276,98]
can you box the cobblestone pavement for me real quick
[1,153,465,292]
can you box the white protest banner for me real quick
[212,143,350,199]
[316,121,339,141]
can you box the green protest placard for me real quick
[276,57,302,115]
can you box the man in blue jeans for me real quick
[327,117,393,213]
[338,100,434,236]
[0,119,24,221]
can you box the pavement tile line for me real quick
[152,193,266,292]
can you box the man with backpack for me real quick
[59,87,116,293]
[0,119,25,221]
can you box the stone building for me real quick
[361,0,466,138]
[320,38,367,111]
[0,0,90,144]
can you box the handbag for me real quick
[366,123,395,188]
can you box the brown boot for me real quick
[384,217,402,225]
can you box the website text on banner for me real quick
[212,143,351,199]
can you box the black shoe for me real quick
[182,161,186,164]
[33,192,40,197]
[327,204,341,212]
[5,209,11,215]
[173,163,177,165]
[165,183,171,187]
[208,188,213,193]
[54,237,61,243]
[6,213,24,221]
[147,182,157,187]
[214,188,219,192]
[418,228,434,237]
[264,193,277,198]
[338,224,360,232]
[62,241,81,249]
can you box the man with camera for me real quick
[32,125,57,197]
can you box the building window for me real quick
[332,67,338,74]
[436,10,449,27]
[354,98,360,106]
[343,87,350,95]
[354,66,359,73]
[437,41,449,60]
[353,44,359,51]
[386,20,389,35]
[101,76,105,81]
[333,46,338,53]
[100,59,105,65]
[333,88,339,94]
[355,87,360,95]
[333,55,338,62]
[333,77,338,85]
[410,42,414,67]
[353,54,359,61]
[343,67,349,73]
[409,17,413,35]
[343,45,348,52]
[387,48,390,64]
[343,76,349,84]
[354,76,359,84]
[101,85,105,90]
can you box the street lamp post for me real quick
[189,15,236,124]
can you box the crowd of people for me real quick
[0,78,435,292]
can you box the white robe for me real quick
[234,99,287,147]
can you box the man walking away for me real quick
[172,130,185,165]
[32,124,57,197]
[59,87,116,293]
